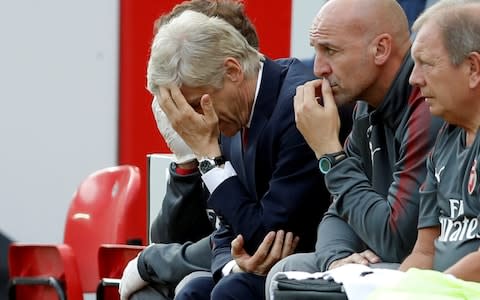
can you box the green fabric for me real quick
[368,268,480,300]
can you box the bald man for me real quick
[266,0,443,297]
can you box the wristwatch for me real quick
[198,155,226,175]
[318,150,347,174]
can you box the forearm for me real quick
[326,158,420,262]
[399,252,434,271]
[138,236,212,285]
[444,250,480,282]
[315,214,368,271]
[150,163,210,244]
[399,227,439,272]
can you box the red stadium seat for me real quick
[8,165,144,299]
[96,153,174,300]
[96,244,145,300]
[8,244,82,300]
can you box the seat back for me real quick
[97,244,144,279]
[146,153,173,243]
[96,244,145,300]
[63,165,143,292]
[8,244,83,300]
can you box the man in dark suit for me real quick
[147,10,332,300]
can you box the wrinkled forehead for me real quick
[412,20,442,55]
[309,5,361,43]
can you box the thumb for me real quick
[231,234,246,257]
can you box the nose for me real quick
[313,53,332,78]
[409,64,425,87]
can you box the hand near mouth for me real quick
[294,78,343,159]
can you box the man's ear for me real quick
[224,57,243,83]
[467,51,480,89]
[371,33,392,66]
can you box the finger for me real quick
[303,79,324,106]
[360,249,381,264]
[280,232,291,258]
[291,236,300,252]
[169,84,191,112]
[261,230,285,269]
[248,231,276,266]
[270,230,285,258]
[349,253,369,265]
[280,232,298,258]
[321,78,338,112]
[158,87,177,115]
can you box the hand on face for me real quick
[328,249,381,270]
[293,78,343,158]
[158,85,222,158]
[231,230,299,276]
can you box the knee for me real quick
[174,276,214,300]
[211,273,264,300]
[265,253,319,300]
[272,252,319,273]
[211,274,240,299]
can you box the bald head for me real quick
[308,0,412,107]
[315,0,410,52]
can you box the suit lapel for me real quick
[229,131,248,188]
[243,59,284,200]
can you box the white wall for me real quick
[0,0,328,244]
[290,0,327,60]
[0,0,118,243]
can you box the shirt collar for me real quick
[246,61,264,128]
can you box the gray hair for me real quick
[147,10,264,94]
[413,0,480,65]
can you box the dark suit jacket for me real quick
[209,58,330,281]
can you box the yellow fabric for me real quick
[368,268,480,300]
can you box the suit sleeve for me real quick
[315,213,369,271]
[209,125,326,280]
[138,235,212,285]
[150,163,213,244]
[321,98,441,264]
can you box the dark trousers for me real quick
[175,272,266,300]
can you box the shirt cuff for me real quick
[201,161,237,193]
[222,260,237,277]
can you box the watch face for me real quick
[199,159,215,174]
[318,157,332,174]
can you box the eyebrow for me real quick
[311,40,337,50]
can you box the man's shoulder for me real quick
[432,123,461,152]
[272,57,315,77]
[272,60,316,96]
